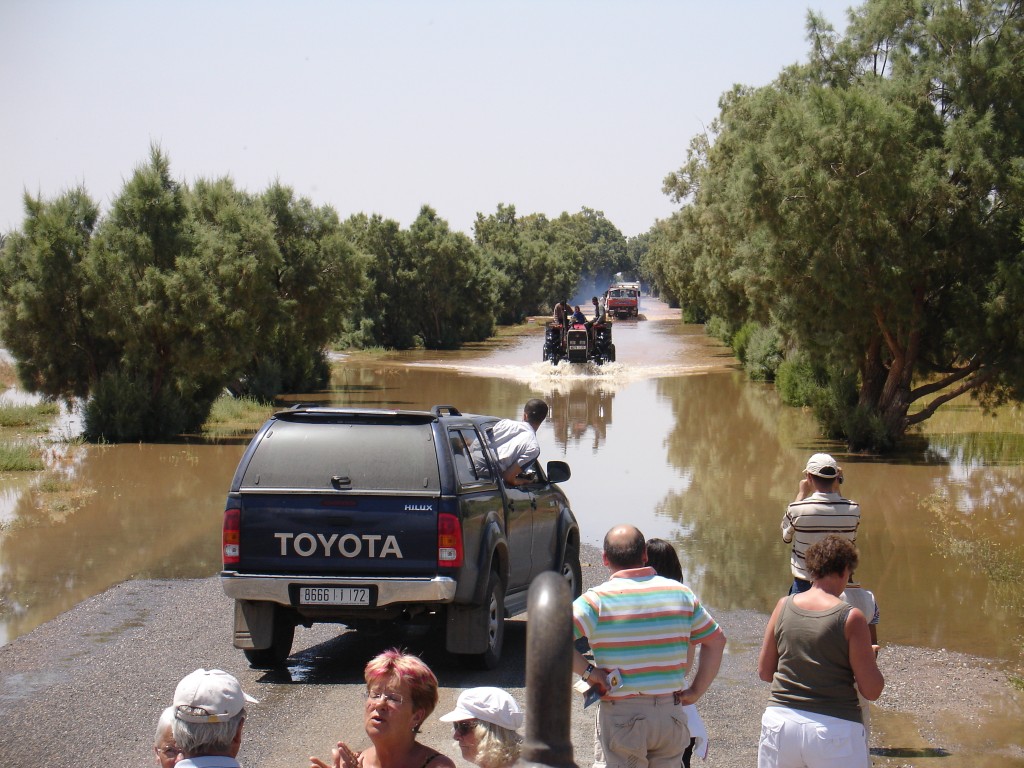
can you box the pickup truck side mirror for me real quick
[546,460,571,483]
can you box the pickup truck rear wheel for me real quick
[561,541,583,598]
[242,607,295,669]
[459,569,505,670]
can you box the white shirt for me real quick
[488,419,539,472]
[176,757,242,768]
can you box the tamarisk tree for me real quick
[660,0,1024,449]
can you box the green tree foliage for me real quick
[0,148,373,440]
[572,207,630,294]
[658,0,1024,450]
[407,206,494,348]
[83,152,280,439]
[643,215,707,318]
[341,212,421,349]
[474,204,538,324]
[475,204,625,322]
[473,205,633,319]
[343,207,494,349]
[627,231,652,289]
[0,188,104,398]
[245,183,368,399]
[539,208,630,300]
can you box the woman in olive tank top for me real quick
[756,535,883,768]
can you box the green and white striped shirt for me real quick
[572,567,720,698]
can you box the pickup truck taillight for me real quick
[437,513,464,568]
[223,506,240,566]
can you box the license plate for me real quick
[299,586,371,605]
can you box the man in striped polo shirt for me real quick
[782,452,861,594]
[572,525,727,768]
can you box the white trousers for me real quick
[757,706,868,768]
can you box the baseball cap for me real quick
[804,453,839,478]
[173,669,258,723]
[439,687,524,731]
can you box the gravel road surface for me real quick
[0,543,1021,768]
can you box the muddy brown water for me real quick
[1,297,1022,677]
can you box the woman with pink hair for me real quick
[311,649,456,768]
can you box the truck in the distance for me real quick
[605,281,640,319]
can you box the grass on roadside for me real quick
[0,442,44,471]
[202,394,275,437]
[0,401,59,431]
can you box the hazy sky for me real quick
[1,1,854,239]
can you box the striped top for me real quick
[781,492,861,579]
[572,567,721,698]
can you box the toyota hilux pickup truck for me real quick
[220,405,581,669]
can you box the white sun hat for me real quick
[439,687,524,731]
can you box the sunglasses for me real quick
[453,719,479,735]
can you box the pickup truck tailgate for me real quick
[234,493,443,576]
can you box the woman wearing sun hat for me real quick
[439,687,523,768]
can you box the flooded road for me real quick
[1,297,1023,675]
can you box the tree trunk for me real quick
[858,335,887,410]
[860,297,924,448]
[878,326,920,447]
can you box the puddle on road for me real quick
[871,690,1024,767]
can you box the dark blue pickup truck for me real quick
[220,405,581,668]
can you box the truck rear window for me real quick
[240,421,441,492]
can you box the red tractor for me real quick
[543,318,615,365]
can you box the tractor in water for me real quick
[543,317,615,365]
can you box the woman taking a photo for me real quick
[311,649,457,768]
[439,687,523,768]
[757,535,883,768]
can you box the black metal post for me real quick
[516,571,578,768]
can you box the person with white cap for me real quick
[781,453,861,595]
[172,668,258,768]
[439,688,523,768]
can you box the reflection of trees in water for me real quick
[925,487,1024,623]
[927,431,1024,471]
[651,368,1024,657]
[547,381,614,453]
[327,362,539,418]
[652,372,799,610]
[941,460,1024,531]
